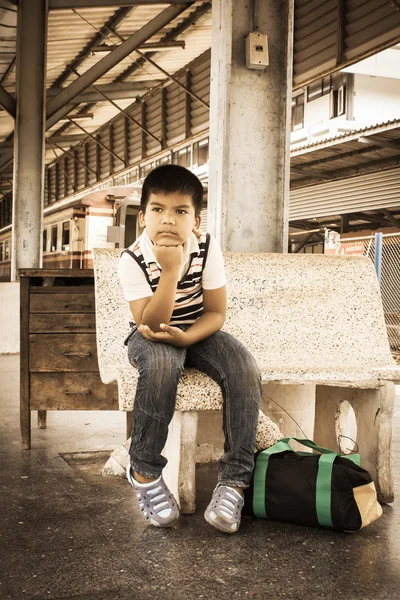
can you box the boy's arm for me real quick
[139,285,226,347]
[183,285,226,344]
[130,244,183,332]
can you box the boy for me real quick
[118,164,261,534]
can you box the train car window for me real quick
[4,240,10,261]
[126,168,139,184]
[140,162,155,179]
[51,225,58,252]
[114,173,126,186]
[0,242,3,262]
[62,221,70,251]
[173,146,191,168]
[193,139,209,167]
[156,155,171,167]
[42,229,48,253]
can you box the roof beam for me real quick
[0,3,191,173]
[381,209,400,228]
[0,84,16,118]
[289,220,320,230]
[349,212,388,225]
[292,232,325,254]
[291,120,400,157]
[115,2,211,82]
[45,81,157,104]
[91,40,185,52]
[0,1,17,10]
[49,0,190,7]
[358,135,400,151]
[290,166,332,180]
[292,142,400,171]
[52,7,133,90]
[46,135,86,146]
[67,65,162,144]
[291,154,400,190]
[0,135,87,148]
[0,55,15,86]
[107,27,209,109]
[45,3,191,128]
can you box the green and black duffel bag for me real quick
[243,437,382,532]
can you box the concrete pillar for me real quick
[208,0,294,252]
[11,0,48,280]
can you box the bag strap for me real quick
[315,453,336,527]
[253,440,292,517]
[279,437,337,455]
[316,450,360,527]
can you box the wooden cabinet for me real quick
[19,269,120,449]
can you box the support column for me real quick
[11,0,48,280]
[208,0,294,252]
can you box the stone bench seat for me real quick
[93,249,400,511]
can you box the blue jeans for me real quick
[127,328,261,488]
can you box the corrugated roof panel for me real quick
[345,0,400,60]
[289,167,400,220]
[92,9,211,85]
[291,119,400,153]
[293,0,400,87]
[47,7,119,88]
[293,0,337,85]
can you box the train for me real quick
[0,146,209,282]
[0,184,144,281]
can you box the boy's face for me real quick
[139,192,201,246]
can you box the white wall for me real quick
[342,47,400,80]
[303,95,330,126]
[0,282,19,354]
[353,74,400,125]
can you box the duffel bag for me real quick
[243,437,382,532]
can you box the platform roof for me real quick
[0,2,212,169]
[290,118,400,190]
[0,1,399,200]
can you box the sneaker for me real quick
[126,465,180,527]
[204,484,244,534]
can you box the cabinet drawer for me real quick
[30,313,96,333]
[29,333,98,372]
[30,293,95,313]
[30,373,118,410]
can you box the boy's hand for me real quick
[138,323,189,347]
[153,243,184,274]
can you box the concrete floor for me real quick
[1,355,400,600]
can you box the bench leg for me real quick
[37,410,47,429]
[162,411,199,515]
[314,382,395,504]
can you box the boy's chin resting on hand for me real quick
[153,243,184,273]
[138,323,189,347]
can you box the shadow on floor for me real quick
[1,355,399,600]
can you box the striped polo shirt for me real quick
[118,229,226,326]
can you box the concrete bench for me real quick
[93,249,400,510]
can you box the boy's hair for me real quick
[141,164,203,216]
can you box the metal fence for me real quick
[340,233,400,353]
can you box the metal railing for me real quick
[340,233,400,353]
